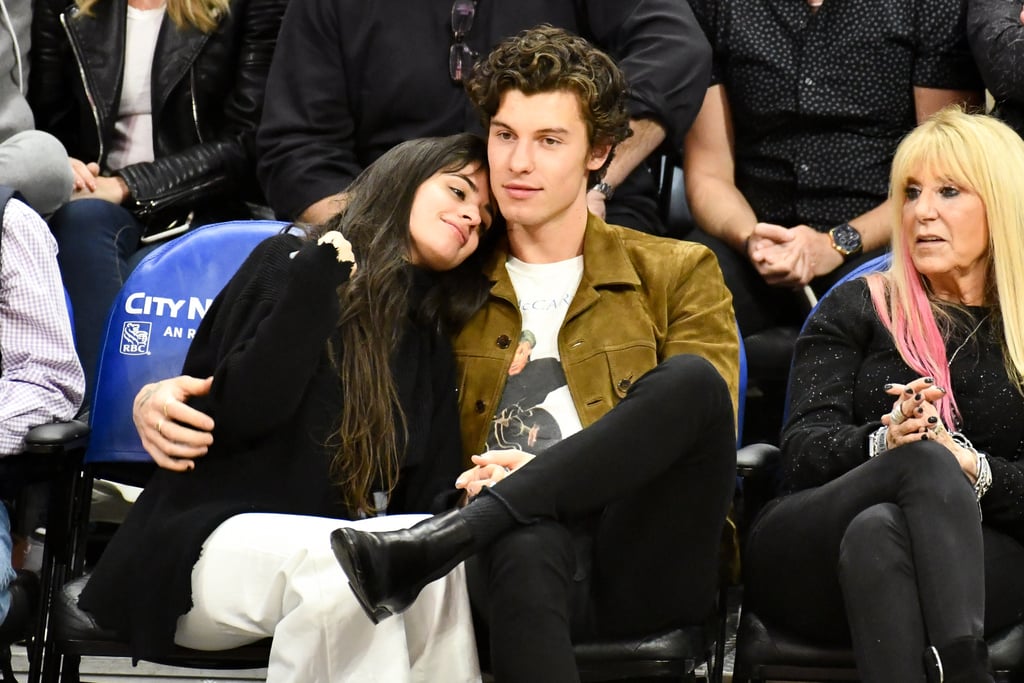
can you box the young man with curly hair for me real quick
[330,26,740,682]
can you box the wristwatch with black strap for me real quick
[828,222,863,260]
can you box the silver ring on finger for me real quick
[157,418,165,436]
[889,407,907,425]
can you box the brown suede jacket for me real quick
[453,214,739,464]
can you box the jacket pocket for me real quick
[605,342,658,399]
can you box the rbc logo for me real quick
[120,321,152,356]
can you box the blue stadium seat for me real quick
[42,220,289,682]
[86,220,289,465]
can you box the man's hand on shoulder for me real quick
[586,188,608,219]
[134,376,215,472]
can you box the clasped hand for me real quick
[456,449,535,499]
[880,376,979,481]
[747,223,844,287]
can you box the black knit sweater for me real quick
[79,234,464,658]
[782,278,1024,539]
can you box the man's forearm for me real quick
[599,118,666,188]
[297,192,350,226]
[846,199,894,253]
[685,174,759,251]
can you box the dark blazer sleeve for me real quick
[117,0,287,216]
[182,234,352,444]
[581,0,712,149]
[780,281,881,491]
[255,0,362,220]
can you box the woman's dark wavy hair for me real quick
[306,133,493,515]
[465,25,633,182]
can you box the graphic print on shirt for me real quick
[488,329,568,452]
[486,256,584,454]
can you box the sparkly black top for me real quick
[782,279,1024,538]
[688,0,982,229]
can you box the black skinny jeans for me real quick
[744,441,1024,682]
[468,354,737,683]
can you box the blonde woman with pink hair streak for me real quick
[741,108,1024,683]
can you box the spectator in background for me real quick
[29,0,287,400]
[0,0,72,214]
[256,0,711,236]
[684,0,983,336]
[743,109,1024,683]
[967,0,1024,137]
[0,188,84,635]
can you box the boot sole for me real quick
[330,529,393,625]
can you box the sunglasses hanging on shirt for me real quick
[449,0,479,83]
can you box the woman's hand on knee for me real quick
[69,157,98,193]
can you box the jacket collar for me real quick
[62,0,214,123]
[481,213,642,315]
[151,9,212,116]
[63,0,125,126]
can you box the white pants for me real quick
[174,513,481,683]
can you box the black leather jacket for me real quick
[29,0,284,227]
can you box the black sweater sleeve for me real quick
[182,233,352,445]
[254,0,361,220]
[780,280,882,490]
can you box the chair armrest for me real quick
[23,420,90,454]
[736,442,780,477]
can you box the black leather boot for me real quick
[330,509,475,624]
[924,637,994,683]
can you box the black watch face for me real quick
[832,224,862,254]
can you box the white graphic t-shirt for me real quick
[486,255,584,454]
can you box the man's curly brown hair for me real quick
[465,25,633,180]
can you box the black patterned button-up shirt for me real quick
[689,0,982,230]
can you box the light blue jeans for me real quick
[0,505,15,623]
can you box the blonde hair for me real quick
[76,0,229,33]
[871,107,1024,424]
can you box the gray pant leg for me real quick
[0,130,73,215]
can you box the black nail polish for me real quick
[905,387,914,394]
[924,377,934,384]
[916,406,923,414]
[937,387,947,394]
[921,433,929,440]
[914,393,922,400]
[928,416,938,423]
[884,383,894,390]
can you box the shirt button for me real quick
[475,400,486,414]
[617,378,632,392]
[496,335,511,349]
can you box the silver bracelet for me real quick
[949,431,993,501]
[975,451,992,500]
[868,425,889,458]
